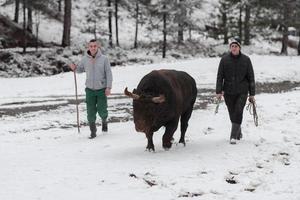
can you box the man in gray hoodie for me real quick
[69,39,113,139]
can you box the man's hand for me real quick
[248,95,255,103]
[105,88,111,96]
[216,93,223,100]
[69,63,77,71]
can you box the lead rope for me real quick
[214,98,221,114]
[246,101,258,127]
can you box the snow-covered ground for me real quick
[1,55,300,199]
[1,55,300,105]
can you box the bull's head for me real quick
[124,87,166,133]
[124,87,165,104]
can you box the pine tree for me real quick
[255,0,299,55]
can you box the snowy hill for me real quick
[1,0,299,78]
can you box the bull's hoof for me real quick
[146,145,155,152]
[178,139,186,146]
[163,147,170,151]
[163,141,172,149]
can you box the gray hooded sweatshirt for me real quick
[76,50,113,90]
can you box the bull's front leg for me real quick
[163,118,179,150]
[146,132,155,152]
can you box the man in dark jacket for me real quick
[216,37,255,144]
[69,39,113,139]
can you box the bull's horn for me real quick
[124,87,140,100]
[152,95,165,103]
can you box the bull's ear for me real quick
[133,88,137,94]
[152,95,165,104]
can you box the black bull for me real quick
[124,69,197,151]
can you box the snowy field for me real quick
[1,55,300,200]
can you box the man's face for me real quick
[88,42,99,56]
[230,43,240,56]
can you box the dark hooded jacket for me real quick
[216,52,255,96]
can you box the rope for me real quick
[214,98,221,114]
[246,101,258,127]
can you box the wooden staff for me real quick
[73,70,80,133]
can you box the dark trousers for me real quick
[224,94,248,125]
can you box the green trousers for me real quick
[85,88,108,123]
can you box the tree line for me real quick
[4,0,300,56]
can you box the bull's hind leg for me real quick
[179,106,194,146]
[163,118,179,149]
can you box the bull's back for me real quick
[137,69,196,100]
[157,70,197,110]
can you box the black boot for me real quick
[237,126,243,140]
[102,119,108,132]
[89,122,97,139]
[230,123,240,144]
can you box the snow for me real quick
[1,0,300,199]
[1,55,300,105]
[1,55,300,200]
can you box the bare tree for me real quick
[244,2,250,45]
[298,39,300,56]
[280,1,291,55]
[27,7,32,33]
[238,1,243,41]
[57,0,62,12]
[62,0,72,47]
[115,0,119,46]
[108,0,113,47]
[35,10,41,51]
[22,0,27,53]
[134,0,139,48]
[162,3,167,58]
[220,0,229,44]
[177,0,185,44]
[14,0,20,23]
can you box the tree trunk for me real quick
[114,0,119,47]
[238,2,243,42]
[220,1,228,44]
[58,0,62,12]
[93,20,97,40]
[134,0,139,49]
[188,9,192,40]
[280,2,289,55]
[35,11,40,51]
[108,0,113,47]
[115,0,119,47]
[27,7,32,33]
[177,0,184,44]
[281,26,288,55]
[162,4,167,58]
[298,39,300,56]
[62,0,72,47]
[244,4,250,45]
[14,0,20,23]
[222,11,228,44]
[22,0,27,53]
